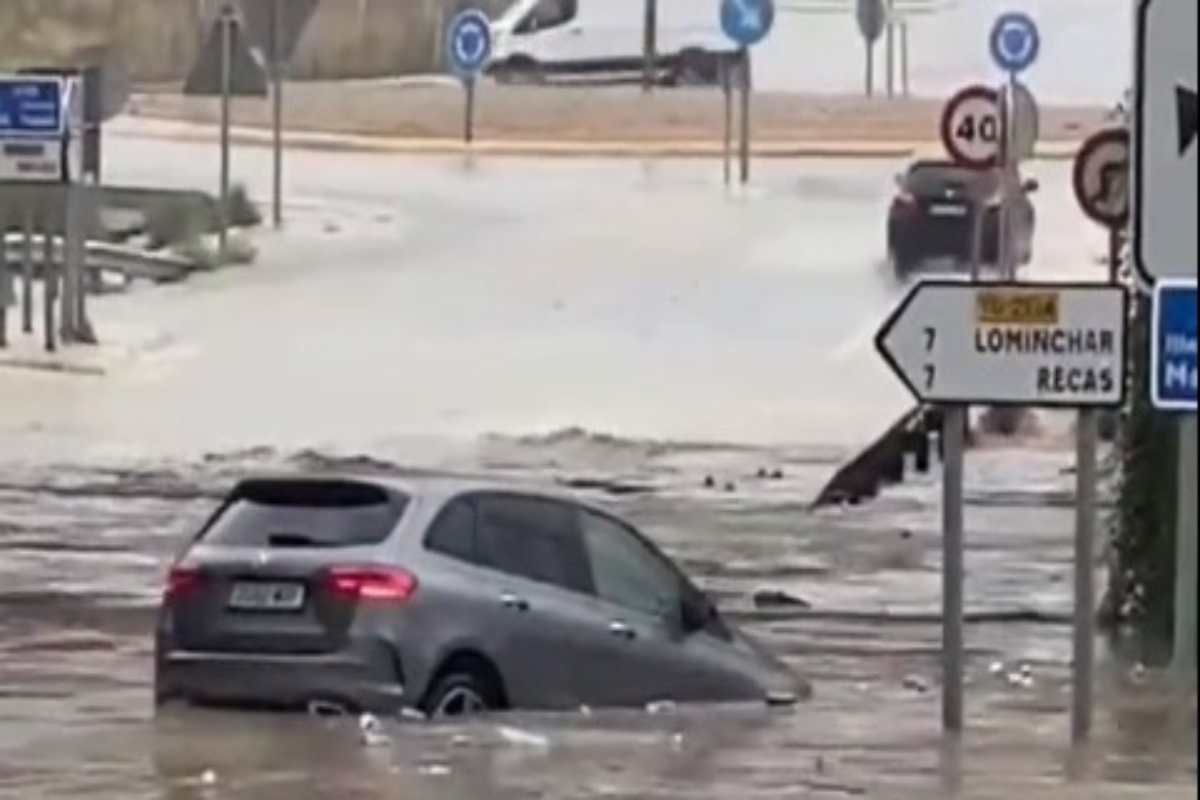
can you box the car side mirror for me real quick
[1022,178,1040,194]
[679,590,714,634]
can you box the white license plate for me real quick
[929,203,969,217]
[228,581,306,611]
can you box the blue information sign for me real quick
[721,0,776,48]
[1152,280,1198,412]
[0,77,64,137]
[989,12,1040,74]
[446,10,494,78]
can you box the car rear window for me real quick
[906,163,998,197]
[201,480,406,548]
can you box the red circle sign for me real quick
[1073,128,1131,230]
[940,85,1002,169]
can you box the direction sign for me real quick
[1134,0,1198,285]
[856,0,886,44]
[184,12,270,97]
[1152,280,1198,411]
[721,0,776,48]
[876,281,1128,407]
[990,12,1040,74]
[240,0,319,66]
[1073,128,1130,229]
[446,10,494,78]
[0,76,64,137]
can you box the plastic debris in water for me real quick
[450,734,473,748]
[200,769,218,787]
[901,675,929,694]
[579,704,593,717]
[496,726,550,749]
[359,713,391,747]
[1130,662,1148,685]
[398,707,427,723]
[418,763,452,777]
[646,700,678,715]
[989,661,1006,676]
[670,732,684,751]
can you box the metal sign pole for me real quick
[996,79,1012,280]
[1173,414,1199,683]
[271,0,284,230]
[865,39,875,97]
[42,222,56,353]
[0,214,8,348]
[464,76,477,145]
[1072,404,1099,742]
[21,209,33,334]
[885,0,895,98]
[739,48,751,185]
[942,404,966,733]
[218,5,234,263]
[901,21,910,97]
[642,0,658,93]
[723,55,733,186]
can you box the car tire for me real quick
[494,57,545,86]
[421,671,500,720]
[890,248,917,280]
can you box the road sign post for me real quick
[219,4,234,263]
[856,0,885,98]
[1136,0,1198,686]
[643,0,659,93]
[447,10,493,146]
[877,280,1129,735]
[720,0,774,186]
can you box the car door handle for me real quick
[500,593,530,612]
[608,621,637,641]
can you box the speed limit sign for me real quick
[941,85,1002,169]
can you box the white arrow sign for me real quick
[876,281,1129,407]
[1134,0,1198,285]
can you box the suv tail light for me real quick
[324,567,418,603]
[164,566,205,603]
[893,191,918,212]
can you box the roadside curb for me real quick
[111,116,1084,161]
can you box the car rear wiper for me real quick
[267,532,337,548]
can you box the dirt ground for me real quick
[126,82,1109,152]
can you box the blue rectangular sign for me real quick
[0,77,64,137]
[1152,280,1198,412]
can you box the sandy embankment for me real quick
[123,82,1111,159]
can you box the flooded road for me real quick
[0,131,1194,798]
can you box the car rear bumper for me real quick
[156,646,407,713]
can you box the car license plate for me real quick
[228,581,306,611]
[930,203,968,217]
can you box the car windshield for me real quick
[200,481,406,548]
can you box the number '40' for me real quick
[956,114,999,144]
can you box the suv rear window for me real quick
[200,480,406,549]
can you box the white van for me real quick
[487,0,736,85]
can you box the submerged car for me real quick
[155,477,806,717]
[887,160,1038,279]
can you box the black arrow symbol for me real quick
[1178,85,1198,155]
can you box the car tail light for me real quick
[164,566,205,603]
[324,567,418,603]
[893,191,918,211]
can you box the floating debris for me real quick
[200,769,217,787]
[359,713,391,747]
[496,726,550,749]
[418,763,452,778]
[399,707,428,723]
[753,589,812,610]
[646,700,678,715]
[901,675,930,694]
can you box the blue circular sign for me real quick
[721,0,776,48]
[447,10,493,77]
[990,12,1040,74]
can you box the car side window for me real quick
[425,498,477,563]
[518,0,578,32]
[581,510,681,618]
[477,495,592,594]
